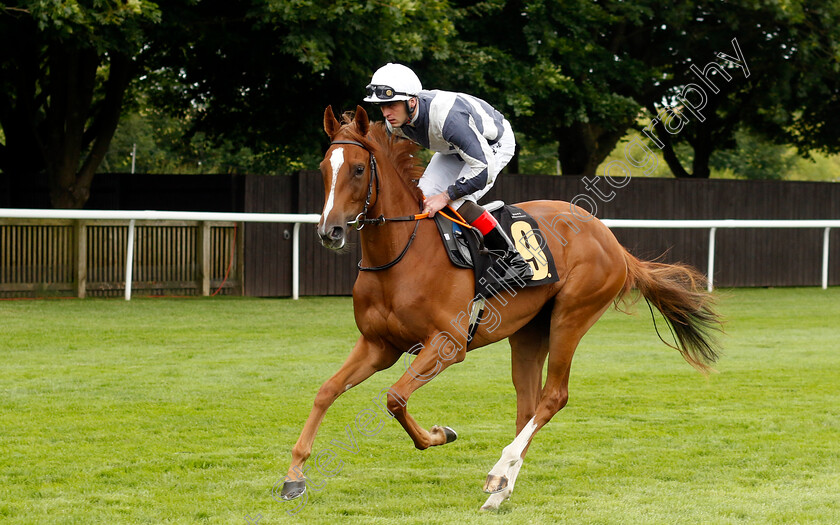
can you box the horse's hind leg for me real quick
[481,313,550,511]
[482,281,619,501]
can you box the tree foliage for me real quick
[434,0,840,178]
[628,0,840,179]
[141,0,457,175]
[2,0,840,209]
[0,0,162,207]
[739,2,840,158]
[709,129,796,180]
[426,0,657,176]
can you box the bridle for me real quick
[329,140,381,231]
[328,139,425,271]
[330,139,430,230]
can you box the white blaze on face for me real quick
[321,147,345,227]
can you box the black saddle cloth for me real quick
[434,204,559,298]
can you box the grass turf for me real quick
[0,288,838,524]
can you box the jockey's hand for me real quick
[422,192,452,217]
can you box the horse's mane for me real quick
[338,111,426,204]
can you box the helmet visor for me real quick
[365,84,412,101]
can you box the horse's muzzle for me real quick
[318,225,346,250]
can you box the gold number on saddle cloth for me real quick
[510,221,550,281]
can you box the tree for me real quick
[7,0,836,197]
[634,0,840,178]
[432,0,660,176]
[708,129,796,180]
[440,0,840,179]
[0,1,162,208]
[1,1,459,206]
[742,3,840,159]
[142,0,458,175]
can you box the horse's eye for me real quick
[354,165,365,177]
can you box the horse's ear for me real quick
[354,105,370,136]
[324,106,341,138]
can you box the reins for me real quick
[329,139,472,272]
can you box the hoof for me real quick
[443,426,458,443]
[280,480,306,501]
[482,474,508,494]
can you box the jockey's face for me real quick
[378,98,415,127]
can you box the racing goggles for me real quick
[365,84,411,101]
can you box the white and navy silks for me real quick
[386,90,516,210]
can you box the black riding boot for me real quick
[482,225,534,285]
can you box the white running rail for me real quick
[602,219,840,291]
[0,209,320,300]
[1,210,837,298]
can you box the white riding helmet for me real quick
[363,63,422,103]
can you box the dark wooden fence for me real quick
[1,173,245,298]
[0,218,240,298]
[243,173,840,296]
[243,173,361,297]
[3,172,839,297]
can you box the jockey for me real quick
[363,63,534,285]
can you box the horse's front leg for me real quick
[281,335,399,500]
[386,331,466,450]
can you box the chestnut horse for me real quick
[281,106,722,511]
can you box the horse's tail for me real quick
[617,248,723,374]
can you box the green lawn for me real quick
[1,288,838,524]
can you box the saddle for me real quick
[434,201,559,299]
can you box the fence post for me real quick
[75,220,87,298]
[293,222,301,300]
[196,221,211,296]
[236,222,245,295]
[707,227,717,292]
[125,219,136,301]
[823,227,831,290]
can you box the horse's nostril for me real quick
[329,226,344,240]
